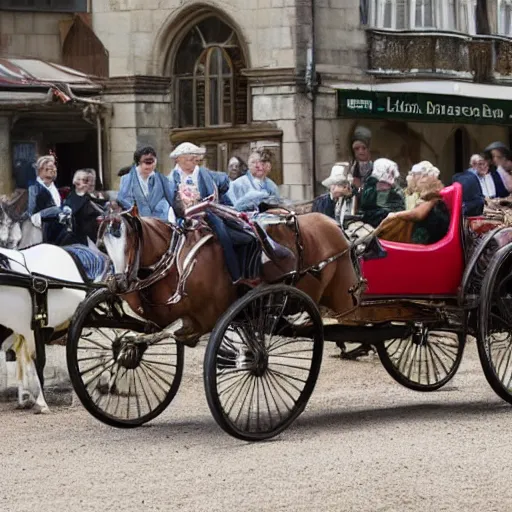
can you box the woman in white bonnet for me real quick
[405,161,440,210]
[380,161,450,245]
[359,158,405,228]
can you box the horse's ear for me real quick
[131,202,139,218]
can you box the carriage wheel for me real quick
[478,250,512,405]
[204,285,324,441]
[66,288,184,428]
[377,324,464,391]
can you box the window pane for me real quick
[383,0,392,28]
[221,51,231,75]
[195,50,207,76]
[177,79,194,128]
[415,0,434,28]
[209,47,221,75]
[448,0,457,30]
[209,78,219,125]
[222,79,232,124]
[396,0,408,29]
[196,79,206,127]
[506,4,512,35]
[197,17,233,44]
[175,27,204,75]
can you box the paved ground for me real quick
[2,340,512,512]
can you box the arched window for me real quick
[174,16,247,128]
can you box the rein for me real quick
[113,217,183,295]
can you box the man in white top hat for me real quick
[312,162,354,224]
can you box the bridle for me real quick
[98,210,188,295]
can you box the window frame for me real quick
[498,0,512,36]
[370,0,476,32]
[174,19,239,129]
[0,0,87,13]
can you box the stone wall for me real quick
[0,12,71,61]
[315,0,366,79]
[92,0,297,76]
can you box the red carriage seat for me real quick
[360,183,464,296]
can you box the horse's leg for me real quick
[174,316,203,347]
[15,333,50,413]
[28,354,50,414]
[11,335,36,409]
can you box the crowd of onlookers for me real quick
[311,128,512,246]
[8,127,512,257]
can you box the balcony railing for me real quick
[367,29,512,83]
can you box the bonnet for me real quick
[371,158,400,186]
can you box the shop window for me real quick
[499,0,512,36]
[0,0,87,12]
[174,16,248,128]
[370,0,476,31]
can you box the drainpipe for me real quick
[96,112,104,188]
[305,0,318,199]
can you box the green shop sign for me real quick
[337,90,512,126]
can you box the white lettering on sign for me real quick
[386,97,423,114]
[347,99,373,111]
[424,100,504,120]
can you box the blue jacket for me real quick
[452,170,485,217]
[27,181,58,216]
[168,167,232,212]
[228,172,280,211]
[117,167,175,220]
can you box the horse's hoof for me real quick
[34,405,51,415]
[16,401,34,410]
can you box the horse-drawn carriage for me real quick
[64,182,512,440]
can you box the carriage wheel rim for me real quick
[205,285,323,440]
[379,326,463,390]
[480,269,512,393]
[68,289,184,427]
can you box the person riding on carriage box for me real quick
[312,162,354,225]
[60,169,107,247]
[168,142,252,283]
[26,155,69,244]
[228,149,280,212]
[116,146,176,222]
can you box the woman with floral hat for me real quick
[359,158,405,228]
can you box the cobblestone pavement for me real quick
[2,341,512,512]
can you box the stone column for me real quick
[101,77,171,191]
[0,115,13,195]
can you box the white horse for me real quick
[0,243,107,413]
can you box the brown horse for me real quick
[98,206,359,346]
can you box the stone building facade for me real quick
[1,0,512,196]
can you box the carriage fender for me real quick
[458,226,512,305]
[479,242,512,317]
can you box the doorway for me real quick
[55,131,98,188]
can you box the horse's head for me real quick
[97,204,142,294]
